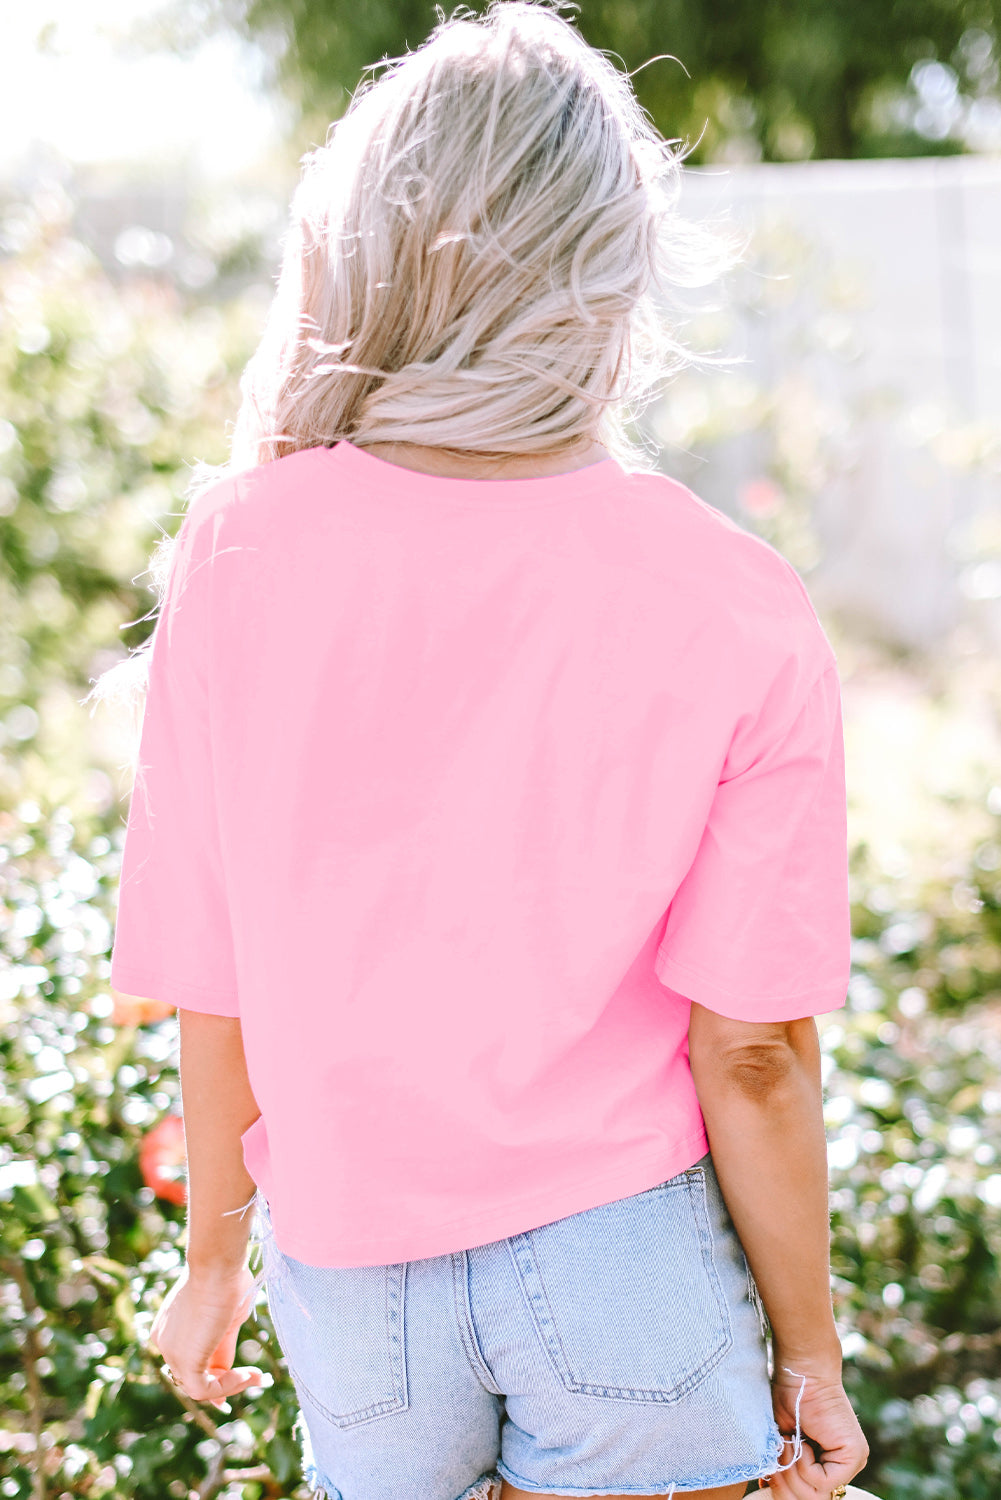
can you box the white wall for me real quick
[661,156,1001,655]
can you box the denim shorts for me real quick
[246,1153,783,1499]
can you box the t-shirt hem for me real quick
[656,950,848,1020]
[109,962,240,1018]
[265,1129,711,1265]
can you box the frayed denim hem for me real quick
[224,1185,315,1322]
[495,1418,784,1496]
[454,1471,504,1500]
[295,1407,344,1500]
[302,1459,343,1499]
[495,1458,772,1497]
[300,1459,503,1500]
[296,1418,505,1500]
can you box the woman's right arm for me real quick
[687,1002,869,1498]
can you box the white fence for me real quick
[659,155,1001,656]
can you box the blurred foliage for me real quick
[3,140,1001,1500]
[0,803,303,1500]
[0,196,309,1499]
[147,0,1001,163]
[0,186,267,816]
[827,790,1001,1495]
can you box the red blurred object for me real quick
[140,1114,188,1205]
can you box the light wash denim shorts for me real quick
[247,1153,783,1499]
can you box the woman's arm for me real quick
[115,996,266,1407]
[688,1006,839,1367]
[177,1010,261,1275]
[687,1002,869,1496]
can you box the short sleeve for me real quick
[654,662,849,1021]
[110,507,240,1017]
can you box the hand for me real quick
[761,1362,869,1499]
[149,1262,264,1410]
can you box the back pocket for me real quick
[508,1167,732,1404]
[266,1253,408,1427]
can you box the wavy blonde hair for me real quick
[91,0,736,733]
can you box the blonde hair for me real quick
[233,0,730,467]
[91,0,736,730]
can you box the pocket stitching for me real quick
[269,1261,410,1427]
[681,1168,735,1395]
[511,1174,734,1405]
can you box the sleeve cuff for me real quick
[109,963,240,1018]
[655,951,848,1021]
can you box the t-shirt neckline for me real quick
[319,439,622,505]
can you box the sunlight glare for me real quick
[0,1,287,178]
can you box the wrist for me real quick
[185,1254,249,1284]
[771,1337,844,1383]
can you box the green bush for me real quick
[828,789,1001,1497]
[0,800,307,1499]
[0,188,309,1500]
[0,187,266,813]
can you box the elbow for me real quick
[688,1007,821,1103]
[712,1039,800,1102]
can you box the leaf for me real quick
[80,1254,131,1286]
[113,1285,136,1342]
[266,1432,300,1486]
[85,1377,103,1420]
[11,1181,59,1223]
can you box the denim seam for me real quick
[508,1228,577,1390]
[388,1260,410,1411]
[298,1373,408,1428]
[509,1173,733,1404]
[683,1165,735,1390]
[451,1251,504,1396]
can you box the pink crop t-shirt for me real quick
[110,440,850,1267]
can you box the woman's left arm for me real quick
[126,1001,266,1407]
[177,1010,261,1275]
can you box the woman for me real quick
[106,4,869,1497]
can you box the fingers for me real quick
[214,1321,241,1372]
[164,1362,265,1408]
[768,1374,869,1500]
[763,1451,815,1499]
[149,1262,269,1411]
[764,1445,860,1500]
[765,1471,830,1499]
